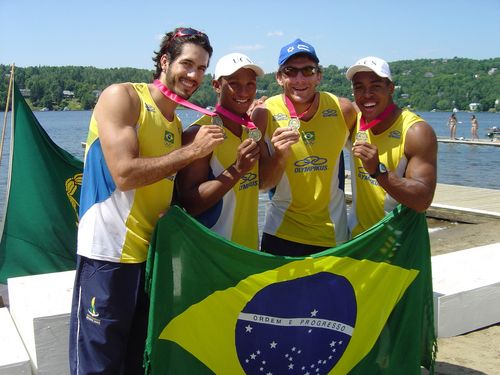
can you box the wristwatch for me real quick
[370,163,388,179]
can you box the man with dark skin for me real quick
[347,56,437,237]
[176,53,264,249]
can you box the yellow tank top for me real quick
[263,93,350,247]
[348,109,423,237]
[190,115,259,249]
[78,83,182,263]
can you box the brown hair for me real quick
[152,27,213,79]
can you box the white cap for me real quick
[346,56,392,82]
[214,53,264,80]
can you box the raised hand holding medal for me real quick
[284,94,316,131]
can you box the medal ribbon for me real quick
[214,104,258,130]
[359,103,397,131]
[153,79,216,117]
[284,94,315,121]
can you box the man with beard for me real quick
[253,39,356,256]
[176,53,264,250]
[69,27,225,374]
[347,56,437,237]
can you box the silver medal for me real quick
[355,131,368,142]
[248,128,262,142]
[288,118,301,130]
[211,114,223,126]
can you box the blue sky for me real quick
[1,0,499,74]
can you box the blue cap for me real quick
[278,38,319,66]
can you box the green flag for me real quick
[145,205,436,374]
[0,83,83,283]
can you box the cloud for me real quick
[267,31,284,37]
[234,44,265,51]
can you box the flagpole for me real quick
[0,64,15,168]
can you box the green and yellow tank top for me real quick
[263,93,350,247]
[78,83,182,263]
[190,115,259,250]
[348,109,423,237]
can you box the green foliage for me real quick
[1,57,499,112]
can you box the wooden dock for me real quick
[344,180,500,223]
[437,137,500,147]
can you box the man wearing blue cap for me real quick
[253,38,356,256]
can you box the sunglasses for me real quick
[280,66,318,78]
[171,27,207,41]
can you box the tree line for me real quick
[1,57,498,112]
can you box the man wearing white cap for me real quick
[253,38,356,256]
[176,53,264,249]
[346,56,437,237]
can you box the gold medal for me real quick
[355,131,368,142]
[211,114,223,126]
[248,128,262,142]
[288,117,301,130]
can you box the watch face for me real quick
[379,163,387,174]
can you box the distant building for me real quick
[62,90,75,99]
[469,103,481,111]
[488,68,497,75]
[401,93,410,99]
[424,72,434,78]
[20,88,31,97]
[92,90,102,98]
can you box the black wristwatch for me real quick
[370,163,388,179]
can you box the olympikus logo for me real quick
[294,156,328,173]
[240,172,258,190]
[273,113,288,122]
[145,102,155,112]
[357,167,380,185]
[322,109,337,117]
[389,130,401,139]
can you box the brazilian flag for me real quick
[0,83,83,283]
[145,206,436,374]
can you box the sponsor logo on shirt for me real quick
[240,172,258,190]
[145,102,156,112]
[294,156,328,173]
[273,113,289,122]
[357,167,380,185]
[389,130,401,139]
[322,109,338,117]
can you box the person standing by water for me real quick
[470,114,479,141]
[176,53,264,249]
[347,56,437,237]
[448,112,458,139]
[252,38,356,256]
[68,27,225,374]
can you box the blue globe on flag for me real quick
[235,272,357,374]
